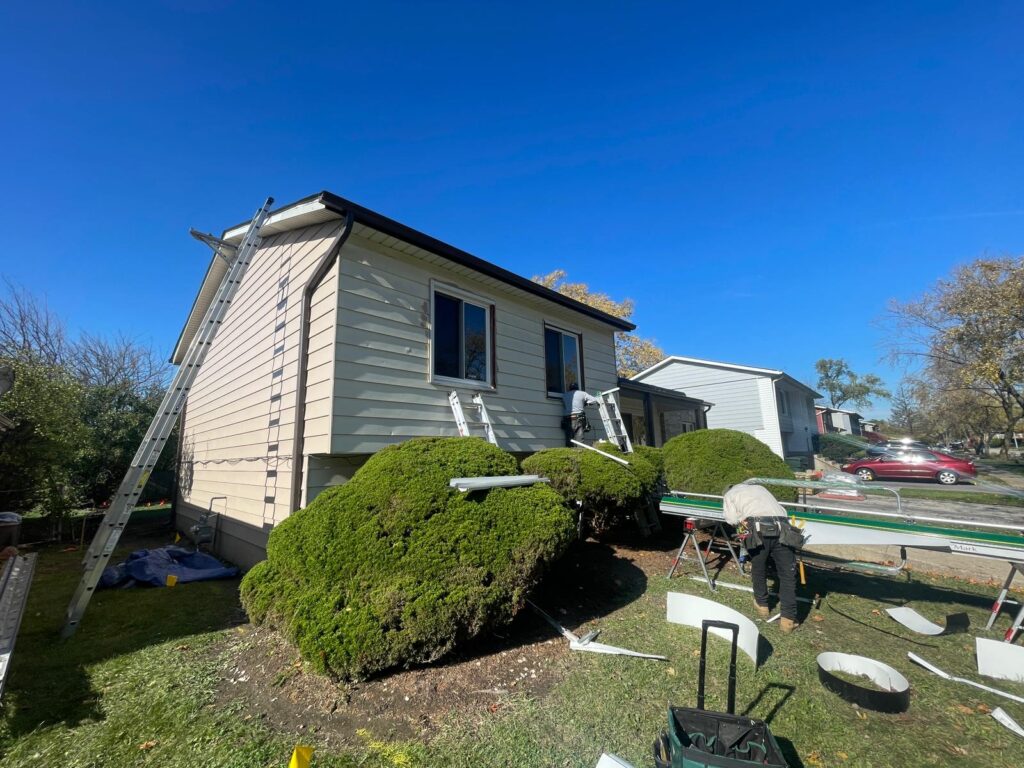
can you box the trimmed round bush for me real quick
[240,437,574,680]
[521,443,660,532]
[662,429,797,502]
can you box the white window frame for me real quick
[544,322,584,398]
[429,280,494,390]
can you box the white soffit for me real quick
[223,199,339,243]
[666,592,762,667]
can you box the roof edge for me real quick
[220,191,635,332]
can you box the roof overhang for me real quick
[632,355,821,399]
[173,191,634,363]
[614,377,715,409]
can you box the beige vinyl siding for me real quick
[330,233,618,454]
[180,221,344,538]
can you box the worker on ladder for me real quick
[562,383,599,447]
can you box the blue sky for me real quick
[2,2,1022,418]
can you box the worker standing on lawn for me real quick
[723,483,800,634]
[562,383,599,447]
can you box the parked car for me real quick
[842,450,977,485]
[865,439,930,456]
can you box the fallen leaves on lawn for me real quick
[138,740,158,750]
[954,704,974,715]
[812,614,825,623]
[870,609,881,616]
[976,703,992,713]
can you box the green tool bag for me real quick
[652,620,790,768]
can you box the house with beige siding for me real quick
[173,191,634,568]
[631,356,821,465]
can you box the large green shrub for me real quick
[521,443,660,532]
[240,437,574,680]
[662,429,797,502]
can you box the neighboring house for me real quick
[631,356,821,462]
[614,377,712,447]
[173,191,633,567]
[815,406,863,436]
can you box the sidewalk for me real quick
[979,463,1024,491]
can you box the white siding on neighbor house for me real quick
[329,233,619,454]
[755,377,784,457]
[777,383,818,456]
[179,221,345,544]
[636,364,766,433]
[635,362,789,457]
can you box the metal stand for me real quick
[986,563,1024,643]
[667,519,741,588]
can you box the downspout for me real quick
[289,210,355,514]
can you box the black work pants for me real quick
[750,536,798,621]
[563,414,587,447]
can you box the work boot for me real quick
[780,618,798,634]
[754,603,770,619]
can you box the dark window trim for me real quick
[543,322,585,398]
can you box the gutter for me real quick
[289,210,356,514]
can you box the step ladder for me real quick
[60,197,275,639]
[448,391,497,446]
[597,389,633,453]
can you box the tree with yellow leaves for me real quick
[888,257,1024,455]
[533,270,664,377]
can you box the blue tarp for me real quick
[99,546,238,589]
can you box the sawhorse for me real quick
[986,562,1024,643]
[666,518,742,590]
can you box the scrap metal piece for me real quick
[448,475,549,492]
[595,754,636,768]
[527,600,667,661]
[816,652,910,713]
[568,637,667,660]
[976,637,1024,683]
[992,707,1024,739]
[908,652,1024,705]
[570,439,630,466]
[666,592,762,667]
[885,606,970,636]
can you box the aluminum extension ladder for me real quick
[0,553,37,698]
[60,197,275,639]
[597,390,633,453]
[448,391,497,446]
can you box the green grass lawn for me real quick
[896,488,1024,507]
[3,531,1024,767]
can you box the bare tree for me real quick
[0,277,70,364]
[887,257,1024,455]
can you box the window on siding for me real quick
[544,326,582,395]
[432,290,492,384]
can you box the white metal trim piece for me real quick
[992,707,1024,739]
[885,606,968,636]
[817,652,910,712]
[527,601,666,661]
[976,637,1024,683]
[595,754,636,768]
[666,592,762,667]
[908,652,1024,704]
[449,475,549,492]
[570,440,630,466]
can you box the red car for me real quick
[842,450,976,485]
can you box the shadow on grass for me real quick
[3,522,245,737]
[413,539,649,672]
